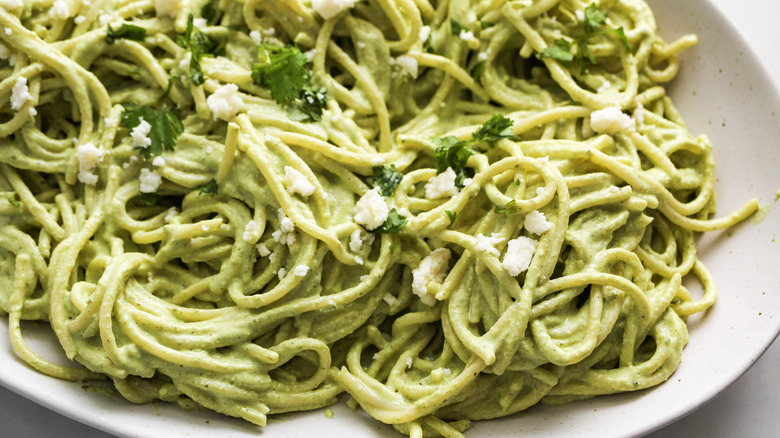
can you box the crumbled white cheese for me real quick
[369,156,385,166]
[349,229,364,252]
[425,167,459,200]
[395,55,418,78]
[360,274,369,282]
[475,233,504,257]
[524,210,552,235]
[293,265,309,277]
[311,0,358,20]
[459,29,476,43]
[277,267,286,280]
[354,256,363,265]
[354,187,389,230]
[597,79,611,93]
[243,220,262,243]
[50,0,70,19]
[575,9,585,21]
[419,25,431,43]
[164,207,177,223]
[74,15,86,25]
[477,52,488,61]
[411,248,451,306]
[383,294,397,306]
[502,236,537,276]
[461,177,473,186]
[131,118,152,148]
[77,143,104,185]
[633,102,645,124]
[284,166,316,197]
[104,117,117,128]
[278,208,295,233]
[178,52,191,70]
[152,156,166,167]
[256,243,271,256]
[590,106,635,135]
[206,83,243,121]
[405,356,413,368]
[139,168,162,193]
[193,17,207,28]
[10,77,32,111]
[249,30,262,45]
[304,49,317,62]
[206,145,214,154]
[272,230,283,242]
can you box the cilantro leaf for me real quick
[378,209,407,234]
[121,104,183,158]
[9,199,21,208]
[495,199,520,215]
[288,86,328,122]
[472,114,515,144]
[252,45,310,107]
[177,14,225,85]
[583,3,607,34]
[537,39,574,65]
[470,61,485,81]
[105,24,147,45]
[450,18,466,36]
[433,136,473,175]
[138,193,159,206]
[368,164,403,197]
[200,1,217,21]
[445,210,456,225]
[198,178,218,195]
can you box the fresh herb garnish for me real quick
[177,14,225,85]
[378,209,407,234]
[200,1,217,21]
[105,24,146,45]
[9,199,21,208]
[480,20,494,29]
[251,45,328,122]
[121,104,183,158]
[495,199,520,215]
[536,3,632,72]
[138,193,159,206]
[445,210,456,225]
[472,114,515,144]
[470,61,485,81]
[198,178,218,195]
[367,165,403,197]
[288,86,328,122]
[450,18,466,36]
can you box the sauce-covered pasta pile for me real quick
[0,0,758,435]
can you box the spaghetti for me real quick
[0,0,759,436]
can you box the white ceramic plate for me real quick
[1,0,779,437]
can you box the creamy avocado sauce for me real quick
[0,0,760,436]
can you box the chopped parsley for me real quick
[198,178,218,195]
[536,3,631,72]
[121,104,183,158]
[177,14,225,85]
[378,209,407,234]
[9,198,21,208]
[368,165,403,197]
[105,24,147,45]
[251,45,328,122]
